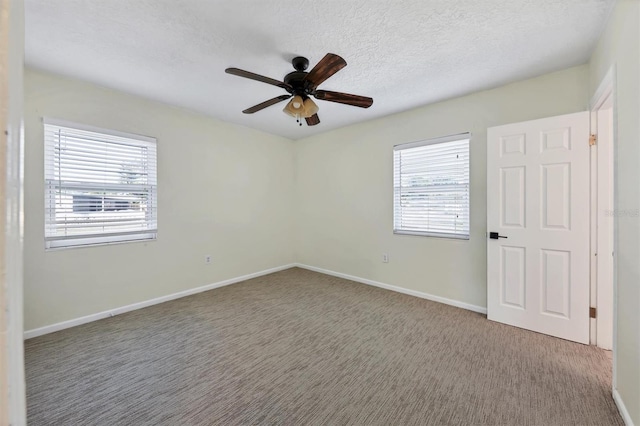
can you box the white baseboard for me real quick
[613,388,635,426]
[25,262,487,339]
[24,263,296,340]
[295,263,487,315]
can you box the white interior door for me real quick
[487,112,590,344]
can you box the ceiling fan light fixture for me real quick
[283,95,305,116]
[283,96,318,125]
[292,95,303,109]
[282,104,295,118]
[303,98,319,117]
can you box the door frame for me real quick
[0,0,26,423]
[589,65,617,381]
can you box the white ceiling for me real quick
[25,0,614,140]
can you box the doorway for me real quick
[589,69,615,353]
[589,67,618,409]
[486,88,616,351]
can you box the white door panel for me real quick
[487,112,590,344]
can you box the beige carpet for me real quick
[25,268,622,425]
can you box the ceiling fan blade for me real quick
[314,90,373,108]
[226,68,292,91]
[242,95,292,114]
[304,53,347,88]
[305,114,320,126]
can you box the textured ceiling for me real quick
[25,0,614,140]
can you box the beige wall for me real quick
[24,69,295,331]
[589,0,640,422]
[294,65,589,310]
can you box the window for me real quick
[393,133,470,239]
[44,119,157,249]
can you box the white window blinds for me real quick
[44,119,158,249]
[393,134,470,239]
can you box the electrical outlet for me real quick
[382,253,389,263]
[205,255,212,265]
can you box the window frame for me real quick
[43,118,158,250]
[393,133,471,240]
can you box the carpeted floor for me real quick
[25,268,622,425]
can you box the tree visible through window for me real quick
[44,119,158,249]
[393,134,470,239]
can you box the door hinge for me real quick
[589,134,597,146]
[590,307,597,318]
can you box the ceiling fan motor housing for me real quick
[284,57,315,97]
[284,72,314,97]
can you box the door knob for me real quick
[489,232,507,239]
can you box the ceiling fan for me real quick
[225,53,373,127]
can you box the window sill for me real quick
[45,234,157,251]
[393,230,469,240]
